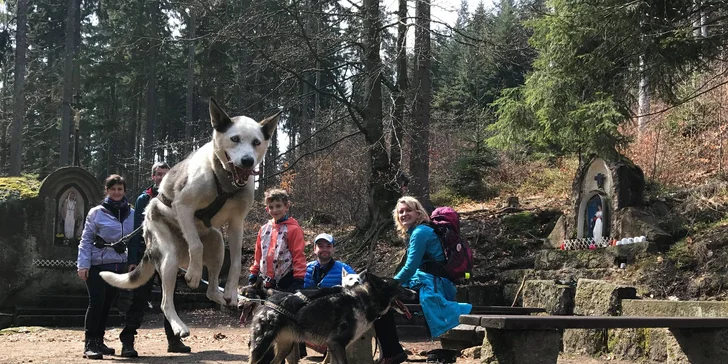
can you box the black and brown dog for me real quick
[246,272,416,364]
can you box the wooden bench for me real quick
[460,315,728,364]
[395,305,546,348]
[407,304,546,316]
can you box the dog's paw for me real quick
[223,289,239,307]
[184,268,202,289]
[206,289,227,306]
[171,321,190,338]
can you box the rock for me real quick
[614,207,673,250]
[481,328,561,364]
[610,299,728,362]
[606,241,653,265]
[546,215,567,249]
[534,249,612,270]
[622,299,728,317]
[608,328,648,360]
[522,280,575,315]
[498,269,534,284]
[573,279,636,317]
[502,284,522,307]
[564,279,636,355]
[467,284,503,306]
[668,328,728,364]
[461,345,480,359]
[563,328,608,356]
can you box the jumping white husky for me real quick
[101,98,280,338]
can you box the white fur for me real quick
[341,270,363,288]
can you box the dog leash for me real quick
[97,225,144,252]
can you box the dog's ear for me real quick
[342,270,349,278]
[259,110,281,141]
[209,98,233,132]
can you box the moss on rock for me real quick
[0,176,41,201]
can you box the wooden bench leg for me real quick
[481,329,561,364]
[669,328,728,364]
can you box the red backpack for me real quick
[428,207,474,282]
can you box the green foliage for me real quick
[431,186,470,207]
[515,159,575,198]
[666,240,698,270]
[449,151,499,200]
[501,211,540,236]
[489,0,726,158]
[0,175,41,201]
[433,0,535,126]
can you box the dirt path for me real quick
[0,309,631,364]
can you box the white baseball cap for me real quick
[314,233,335,246]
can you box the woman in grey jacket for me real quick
[76,175,134,359]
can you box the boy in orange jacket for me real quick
[248,188,306,292]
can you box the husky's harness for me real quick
[193,174,243,228]
[157,156,243,228]
[263,300,300,321]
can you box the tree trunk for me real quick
[261,127,279,198]
[409,0,432,209]
[72,0,82,166]
[353,0,399,263]
[144,3,159,170]
[109,82,118,176]
[185,8,196,156]
[637,55,650,132]
[391,0,408,173]
[300,79,312,154]
[9,0,29,176]
[60,0,76,167]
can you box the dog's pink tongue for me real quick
[397,300,412,320]
[234,167,252,185]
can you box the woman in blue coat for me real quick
[373,196,472,364]
[76,175,134,359]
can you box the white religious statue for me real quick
[60,191,81,239]
[592,209,604,245]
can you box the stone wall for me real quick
[522,280,574,315]
[0,197,85,310]
[562,279,636,355]
[610,300,728,362]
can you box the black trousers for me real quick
[373,290,420,359]
[373,311,405,358]
[84,264,125,340]
[119,273,176,344]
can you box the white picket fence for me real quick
[560,237,612,250]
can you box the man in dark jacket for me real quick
[119,161,191,357]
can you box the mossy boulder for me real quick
[0,176,41,201]
[522,280,575,315]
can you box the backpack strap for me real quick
[419,252,449,278]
